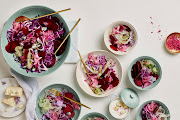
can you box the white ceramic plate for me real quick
[76,50,122,97]
[0,78,26,118]
[104,21,138,55]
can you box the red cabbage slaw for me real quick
[6,15,65,73]
[109,24,135,52]
[84,52,119,95]
[131,59,159,88]
[141,101,170,120]
[39,89,80,120]
[86,117,104,120]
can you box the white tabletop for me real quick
[0,0,179,120]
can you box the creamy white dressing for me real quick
[109,98,130,119]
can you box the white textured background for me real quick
[0,0,179,120]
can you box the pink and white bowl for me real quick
[104,21,138,55]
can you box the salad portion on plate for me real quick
[38,88,80,120]
[5,15,66,73]
[141,101,170,120]
[83,52,119,95]
[131,59,159,88]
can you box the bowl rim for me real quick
[76,50,123,97]
[80,112,109,120]
[104,21,138,55]
[136,100,170,120]
[0,5,70,77]
[128,56,162,90]
[35,83,81,120]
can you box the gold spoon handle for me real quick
[30,8,71,21]
[78,51,95,91]
[50,89,91,109]
[54,18,81,55]
[78,50,92,82]
[60,94,91,109]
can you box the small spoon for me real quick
[14,8,71,23]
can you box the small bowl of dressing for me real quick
[109,88,140,119]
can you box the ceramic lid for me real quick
[120,88,140,108]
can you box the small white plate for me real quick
[76,50,122,97]
[0,78,26,118]
[104,21,138,55]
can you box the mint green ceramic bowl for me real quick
[81,112,109,120]
[1,5,70,77]
[36,84,81,120]
[128,56,162,90]
[136,100,170,120]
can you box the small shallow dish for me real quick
[76,50,122,97]
[1,5,70,77]
[128,56,162,90]
[136,100,170,120]
[165,32,180,54]
[36,84,81,120]
[81,112,109,120]
[104,21,138,55]
[0,78,27,118]
[109,97,131,119]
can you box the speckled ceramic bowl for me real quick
[1,5,70,77]
[104,21,138,55]
[36,84,81,120]
[81,112,109,120]
[128,56,162,90]
[136,100,170,120]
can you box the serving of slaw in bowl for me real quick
[1,5,70,77]
[104,21,138,55]
[128,56,162,90]
[36,84,81,120]
[136,100,170,120]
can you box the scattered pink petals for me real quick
[149,17,164,40]
[158,30,161,33]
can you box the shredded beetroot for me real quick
[166,34,180,51]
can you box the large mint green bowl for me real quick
[136,100,170,120]
[36,84,81,120]
[128,56,162,90]
[81,112,109,120]
[1,5,70,77]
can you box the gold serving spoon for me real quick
[47,18,81,68]
[54,18,81,55]
[78,50,96,92]
[49,88,91,109]
[15,8,71,23]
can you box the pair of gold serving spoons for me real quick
[15,8,81,67]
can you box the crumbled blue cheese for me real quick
[5,87,23,97]
[2,97,16,107]
[18,104,23,109]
